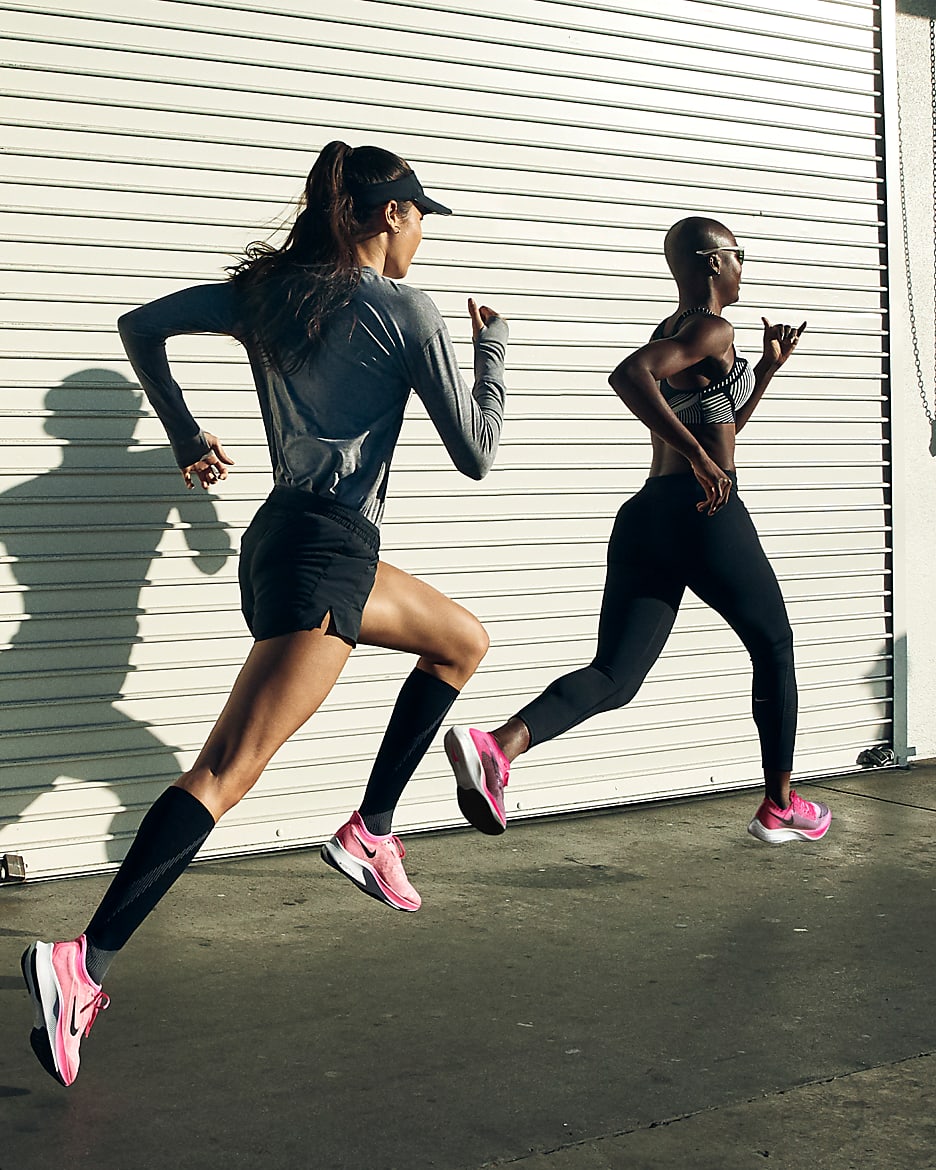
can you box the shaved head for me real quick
[664,217,737,281]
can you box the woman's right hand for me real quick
[761,317,807,368]
[468,298,502,341]
[691,450,732,515]
[182,432,234,490]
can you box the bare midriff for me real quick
[649,423,736,477]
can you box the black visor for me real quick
[350,171,452,216]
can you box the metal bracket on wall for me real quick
[856,747,898,768]
[0,854,27,883]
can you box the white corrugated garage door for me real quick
[1,0,891,878]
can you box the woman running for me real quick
[22,141,508,1086]
[445,216,831,847]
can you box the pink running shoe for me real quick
[321,811,421,912]
[748,789,832,843]
[444,725,509,835]
[21,934,110,1086]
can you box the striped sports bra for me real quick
[650,307,755,426]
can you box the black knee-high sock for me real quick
[83,786,215,983]
[358,669,459,836]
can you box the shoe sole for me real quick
[21,943,67,1086]
[320,839,419,912]
[444,727,506,836]
[747,817,831,843]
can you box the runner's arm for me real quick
[118,282,240,468]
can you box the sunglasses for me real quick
[695,246,745,264]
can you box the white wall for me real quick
[893,1,936,762]
[0,1,900,876]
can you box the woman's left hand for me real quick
[468,298,503,341]
[761,317,807,367]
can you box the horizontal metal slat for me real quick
[541,0,877,34]
[0,52,880,136]
[2,2,880,84]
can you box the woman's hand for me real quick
[690,449,733,516]
[182,433,234,490]
[761,317,806,368]
[469,298,502,341]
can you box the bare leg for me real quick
[764,769,792,809]
[358,560,489,682]
[80,618,353,979]
[182,557,489,824]
[177,620,354,820]
[352,561,490,833]
[492,717,531,762]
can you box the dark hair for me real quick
[229,141,413,373]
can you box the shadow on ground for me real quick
[0,768,933,1170]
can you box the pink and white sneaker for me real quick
[21,934,110,1086]
[444,726,510,836]
[321,811,421,912]
[748,789,832,843]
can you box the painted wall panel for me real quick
[0,0,892,877]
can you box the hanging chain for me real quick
[895,18,936,432]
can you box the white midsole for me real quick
[31,941,63,1047]
[444,726,485,793]
[747,819,823,843]
[22,944,44,1029]
[322,838,374,888]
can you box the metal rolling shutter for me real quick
[1,0,889,878]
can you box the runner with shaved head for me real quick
[445,216,831,848]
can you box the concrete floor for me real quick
[1,766,934,1170]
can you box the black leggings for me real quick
[517,473,797,772]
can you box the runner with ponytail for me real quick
[21,141,508,1086]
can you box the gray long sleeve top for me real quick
[117,266,508,525]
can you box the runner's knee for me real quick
[748,622,794,674]
[423,610,489,683]
[453,612,490,673]
[179,741,271,818]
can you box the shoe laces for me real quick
[390,836,406,860]
[789,790,814,818]
[81,989,110,1037]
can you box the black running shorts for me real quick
[238,486,380,644]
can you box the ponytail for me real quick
[229,141,413,373]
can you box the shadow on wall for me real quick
[0,369,235,865]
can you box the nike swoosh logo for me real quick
[353,831,377,859]
[69,1000,82,1038]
